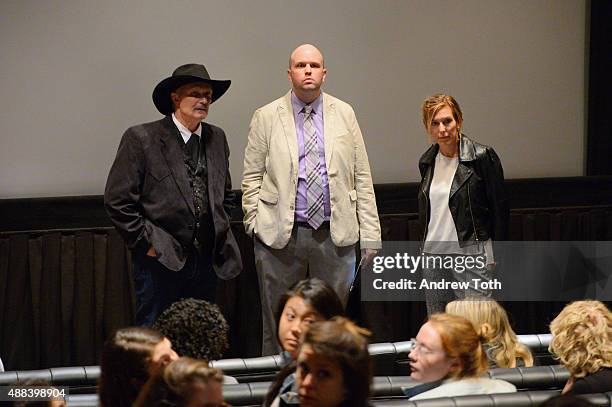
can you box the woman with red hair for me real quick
[407,313,516,400]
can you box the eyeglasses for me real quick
[185,91,213,101]
[409,338,443,357]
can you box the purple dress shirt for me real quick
[291,92,331,223]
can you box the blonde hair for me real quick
[446,299,533,368]
[163,357,222,394]
[428,313,489,379]
[549,300,612,378]
[421,94,463,142]
[134,357,223,407]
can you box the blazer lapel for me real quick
[202,123,218,211]
[321,93,337,170]
[450,136,476,198]
[278,91,299,173]
[450,164,473,199]
[159,116,195,215]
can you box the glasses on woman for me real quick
[409,338,444,357]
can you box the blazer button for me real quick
[290,205,294,210]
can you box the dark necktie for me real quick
[185,133,200,166]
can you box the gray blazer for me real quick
[104,116,241,279]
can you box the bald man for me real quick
[242,44,381,355]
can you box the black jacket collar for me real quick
[420,134,477,170]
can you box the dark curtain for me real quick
[0,229,133,370]
[1,207,611,370]
[0,225,260,371]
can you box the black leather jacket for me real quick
[418,135,509,246]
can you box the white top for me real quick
[425,152,461,251]
[424,152,494,262]
[409,377,517,400]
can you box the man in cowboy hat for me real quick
[242,44,381,355]
[105,63,242,325]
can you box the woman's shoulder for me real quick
[445,377,516,392]
[410,377,516,400]
[461,135,496,157]
[460,135,503,171]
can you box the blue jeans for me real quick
[132,247,216,326]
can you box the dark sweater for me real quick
[568,368,612,395]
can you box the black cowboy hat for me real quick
[152,63,231,115]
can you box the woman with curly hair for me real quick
[549,300,612,395]
[407,313,516,400]
[99,327,178,407]
[153,298,229,362]
[446,299,533,368]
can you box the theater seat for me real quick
[488,365,570,390]
[0,366,99,386]
[216,366,572,405]
[64,390,612,407]
[370,342,401,376]
[371,390,612,407]
[211,355,282,382]
[2,334,554,387]
[0,371,18,385]
[65,393,99,406]
[367,366,569,399]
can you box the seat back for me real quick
[371,390,612,407]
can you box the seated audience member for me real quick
[133,357,225,407]
[99,327,178,407]
[549,300,612,395]
[153,298,229,361]
[446,299,533,368]
[407,313,516,400]
[264,278,345,406]
[11,379,66,407]
[153,298,237,384]
[292,317,372,407]
[540,394,597,407]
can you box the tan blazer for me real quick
[242,91,381,249]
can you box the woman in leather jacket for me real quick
[418,94,509,314]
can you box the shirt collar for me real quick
[291,91,323,115]
[172,113,201,143]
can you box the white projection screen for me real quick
[0,0,586,198]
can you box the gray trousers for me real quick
[254,223,356,356]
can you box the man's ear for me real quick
[170,92,180,109]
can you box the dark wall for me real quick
[587,0,612,175]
